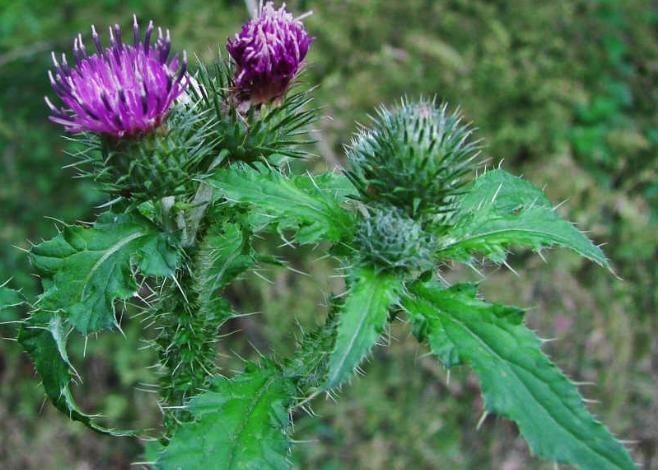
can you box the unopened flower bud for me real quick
[346,99,481,226]
[227,2,314,103]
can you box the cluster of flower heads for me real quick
[227,1,315,103]
[45,15,188,136]
[46,3,315,136]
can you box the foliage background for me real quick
[0,0,656,468]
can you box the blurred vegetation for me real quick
[1,0,657,468]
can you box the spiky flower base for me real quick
[191,56,318,166]
[346,98,480,225]
[74,105,214,201]
[354,205,435,272]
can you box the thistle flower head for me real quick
[346,98,481,225]
[45,15,188,136]
[354,205,436,272]
[227,1,314,103]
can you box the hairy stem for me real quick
[155,265,219,436]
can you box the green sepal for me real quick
[72,104,216,201]
[403,280,636,470]
[437,169,610,268]
[31,212,182,335]
[323,267,403,390]
[192,54,318,165]
[207,167,356,244]
[157,361,296,470]
[18,310,138,436]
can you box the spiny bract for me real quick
[354,204,436,272]
[346,98,481,227]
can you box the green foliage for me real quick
[158,362,296,470]
[18,310,137,436]
[354,205,435,272]
[208,167,356,244]
[74,105,217,201]
[193,56,318,164]
[29,211,181,334]
[3,1,653,468]
[285,306,340,393]
[0,285,26,313]
[346,99,479,223]
[436,169,610,268]
[323,267,403,390]
[195,221,254,322]
[403,281,636,470]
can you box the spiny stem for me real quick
[155,260,219,436]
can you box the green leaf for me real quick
[285,305,340,393]
[18,310,137,436]
[158,362,296,470]
[290,171,357,203]
[323,267,403,390]
[207,167,356,244]
[32,212,181,334]
[0,285,26,316]
[404,281,636,470]
[437,170,610,268]
[196,221,253,322]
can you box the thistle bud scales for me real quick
[346,99,481,226]
[354,205,436,272]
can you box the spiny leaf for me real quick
[285,305,340,393]
[157,362,296,470]
[32,212,181,334]
[323,267,403,390]
[207,167,356,244]
[404,281,636,470]
[196,221,254,322]
[437,169,610,268]
[290,171,357,203]
[0,285,26,315]
[18,310,137,436]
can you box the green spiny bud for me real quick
[191,55,318,166]
[354,205,435,272]
[346,98,480,225]
[74,104,215,201]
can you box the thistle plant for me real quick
[0,3,639,470]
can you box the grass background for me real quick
[0,0,657,468]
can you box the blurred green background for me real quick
[1,0,657,468]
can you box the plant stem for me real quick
[156,266,219,437]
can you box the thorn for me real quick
[582,398,602,404]
[553,198,570,211]
[476,411,489,431]
[492,182,503,203]
[572,381,597,387]
[502,260,518,276]
[619,440,640,445]
[253,271,274,284]
[171,276,189,303]
[467,263,486,279]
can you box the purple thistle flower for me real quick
[45,15,188,137]
[227,2,314,103]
